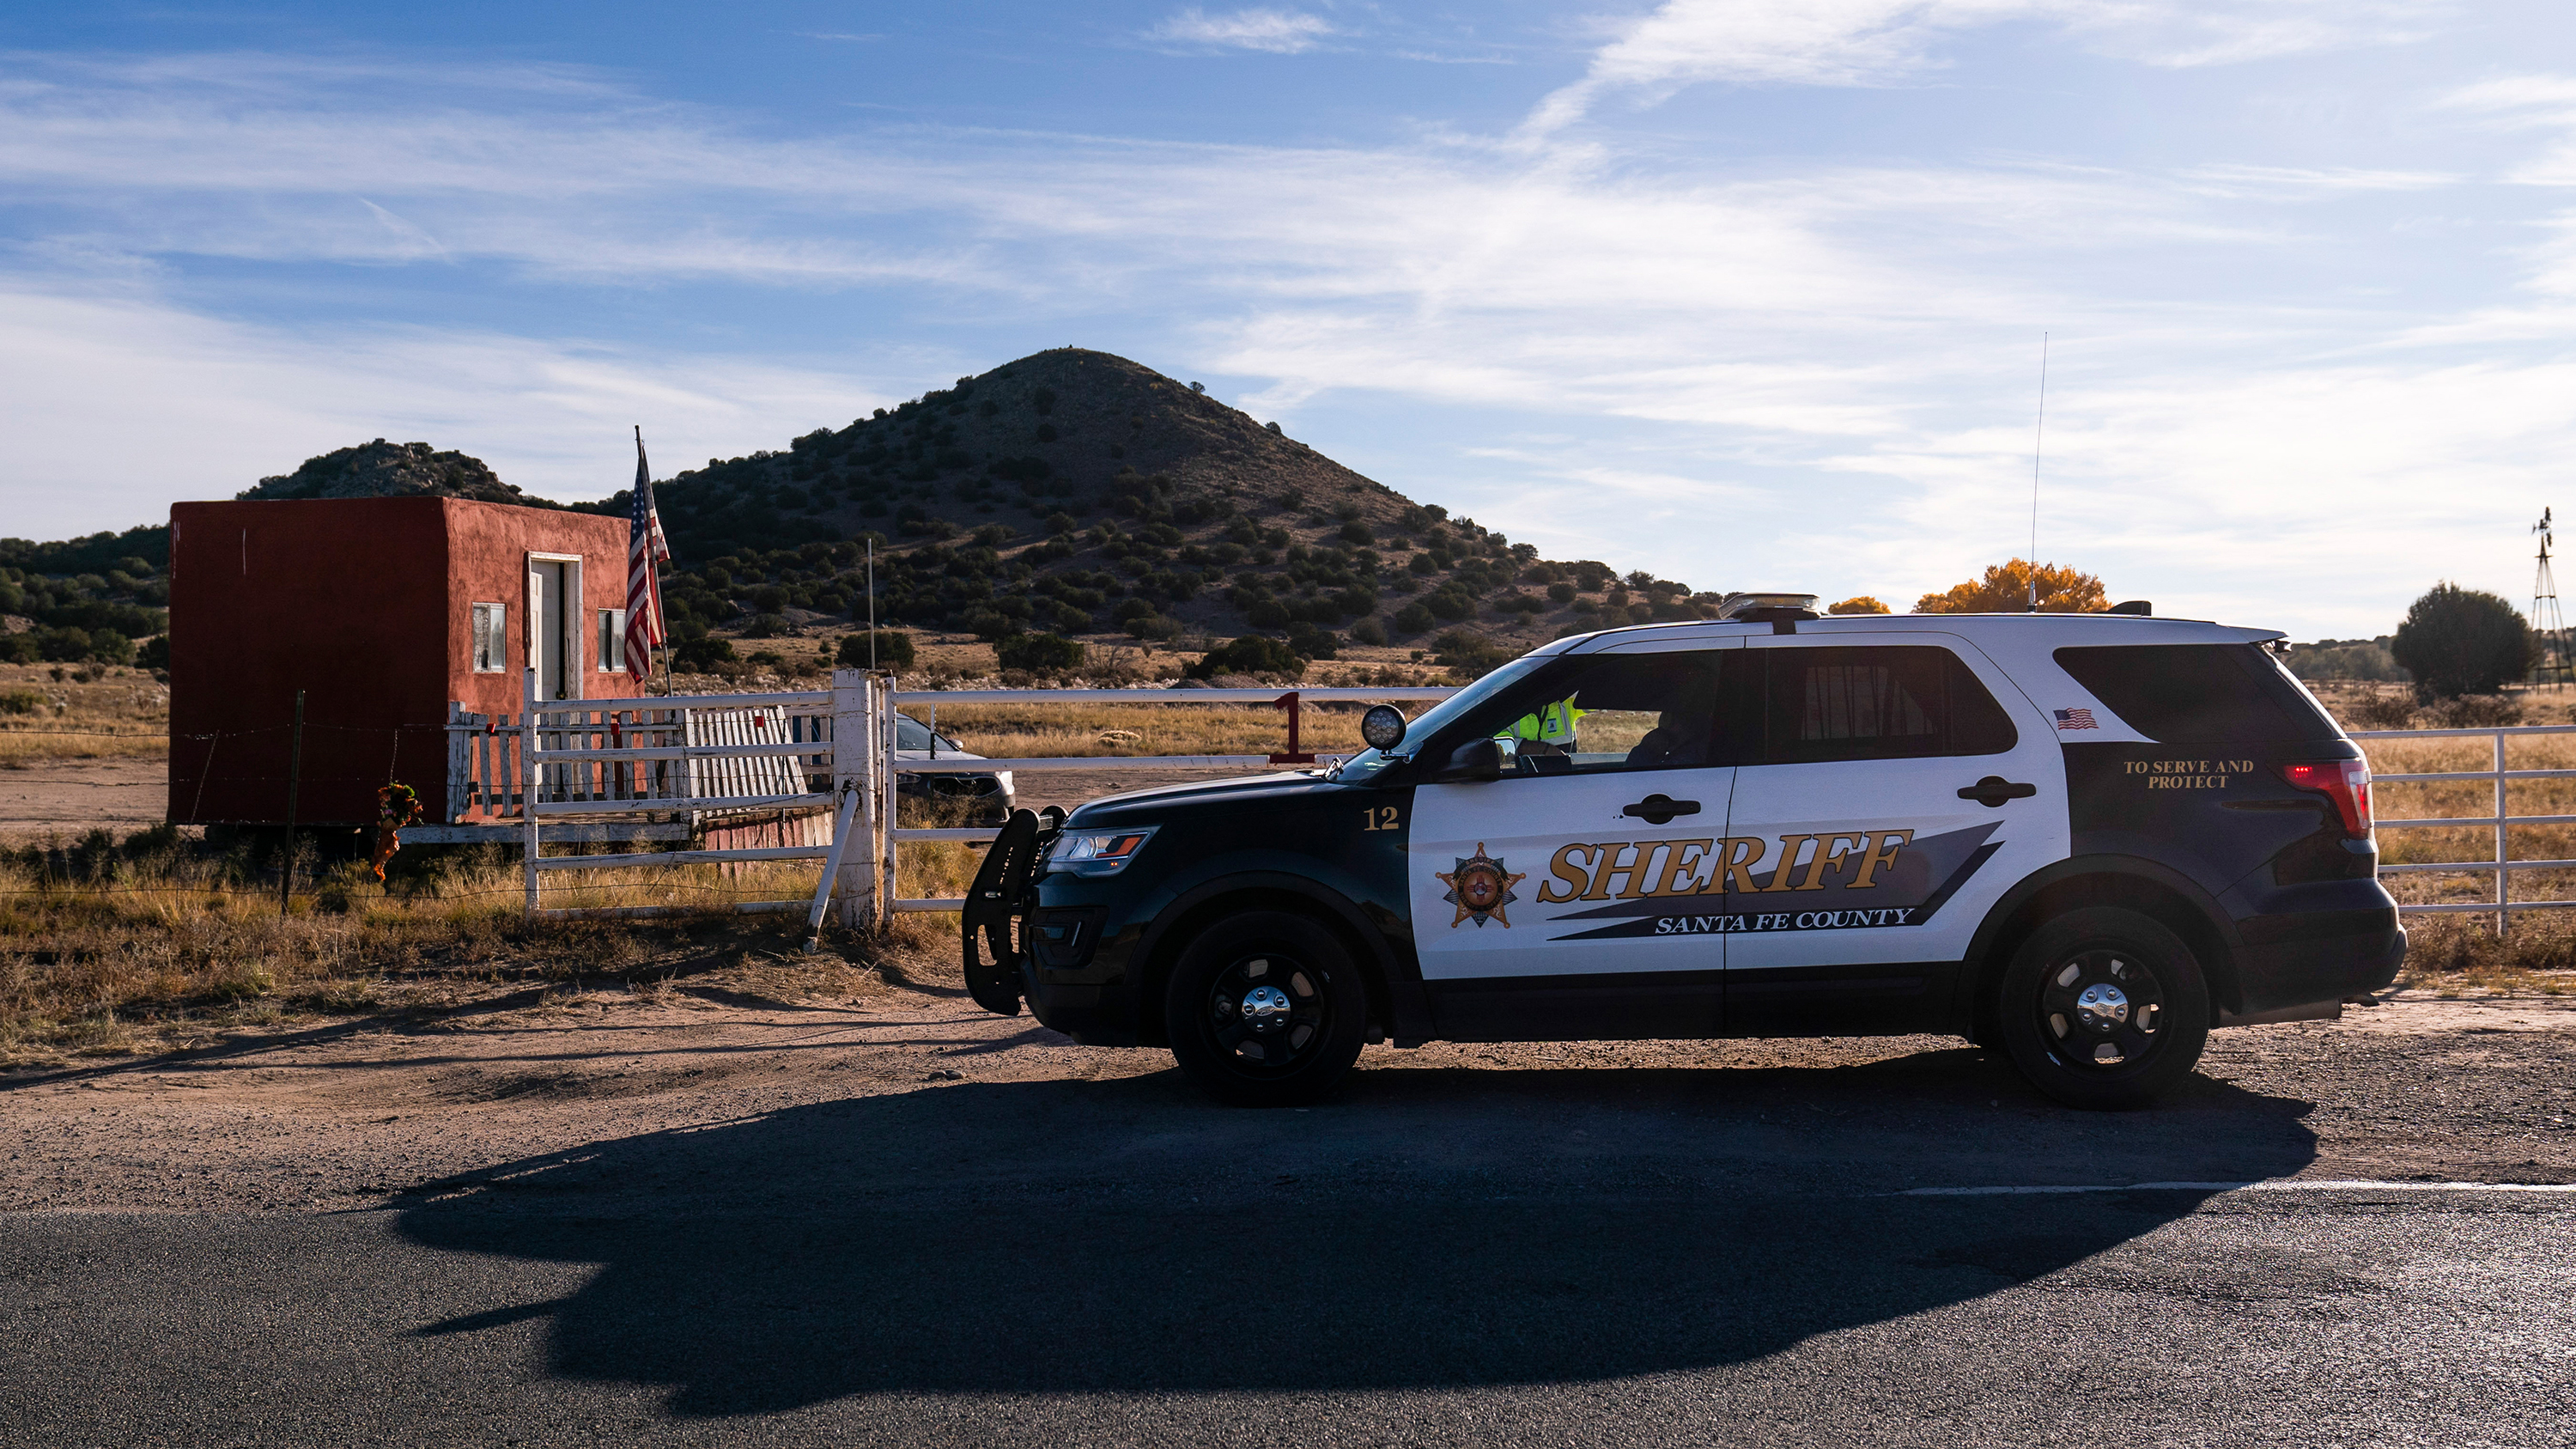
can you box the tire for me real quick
[1996,906,2210,1110]
[1163,910,1367,1107]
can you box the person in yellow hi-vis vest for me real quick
[1500,695,1585,757]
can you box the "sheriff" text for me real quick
[1534,831,1917,904]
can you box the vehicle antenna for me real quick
[2028,332,2048,612]
[866,537,877,669]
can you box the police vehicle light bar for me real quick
[1715,592,1820,621]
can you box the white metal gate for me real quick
[513,668,1454,930]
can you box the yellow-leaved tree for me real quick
[1827,596,1891,615]
[1914,560,2105,614]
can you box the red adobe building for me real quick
[167,497,642,827]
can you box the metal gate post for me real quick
[2494,728,2509,937]
[877,673,897,926]
[829,668,879,928]
[523,668,540,916]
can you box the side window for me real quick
[2053,644,2338,744]
[1444,650,1734,776]
[470,602,506,673]
[1759,646,2017,763]
[598,608,627,673]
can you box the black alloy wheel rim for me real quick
[2036,947,2167,1072]
[1205,953,1330,1075]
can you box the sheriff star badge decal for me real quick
[1437,843,1526,928]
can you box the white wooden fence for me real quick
[507,668,1455,933]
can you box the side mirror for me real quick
[1434,737,1505,783]
[1360,704,1407,751]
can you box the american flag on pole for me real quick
[623,428,671,683]
[2054,708,2099,731]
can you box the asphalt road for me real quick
[7,1015,2575,1448]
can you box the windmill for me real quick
[2536,508,2570,688]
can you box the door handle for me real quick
[1958,776,2038,808]
[1621,794,1701,825]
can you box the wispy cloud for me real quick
[1146,7,1338,54]
[1522,0,2452,136]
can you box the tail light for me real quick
[2276,759,2372,840]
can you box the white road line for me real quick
[1898,1180,2576,1196]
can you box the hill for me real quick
[3,348,1719,674]
[236,438,545,506]
[580,348,1713,671]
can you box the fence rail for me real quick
[2353,723,2576,931]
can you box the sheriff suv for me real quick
[960,595,2402,1110]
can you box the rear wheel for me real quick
[1996,906,2209,1110]
[1164,910,1366,1107]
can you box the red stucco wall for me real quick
[440,497,641,720]
[168,498,639,826]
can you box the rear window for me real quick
[2052,644,2338,744]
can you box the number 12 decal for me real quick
[1361,806,1401,832]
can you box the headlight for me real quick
[1047,826,1157,877]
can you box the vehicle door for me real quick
[1720,632,2067,1033]
[1406,636,1744,1040]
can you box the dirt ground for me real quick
[0,754,167,843]
[5,948,2571,1218]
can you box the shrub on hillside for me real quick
[1432,629,1513,679]
[1126,613,1182,642]
[1349,616,1388,646]
[34,627,90,662]
[1424,588,1475,623]
[87,629,134,667]
[675,636,736,670]
[960,610,1019,642]
[836,630,916,670]
[1393,601,1435,634]
[996,633,1085,674]
[1188,635,1306,680]
[1286,622,1339,660]
[2391,583,2530,699]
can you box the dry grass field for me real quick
[0,661,167,770]
[0,840,981,1067]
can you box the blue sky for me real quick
[4,2,2575,636]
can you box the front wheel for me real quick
[1163,910,1366,1107]
[1996,906,2209,1110]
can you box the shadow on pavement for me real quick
[397,1056,2317,1416]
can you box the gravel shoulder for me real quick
[4,982,2571,1218]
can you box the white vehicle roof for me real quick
[1544,612,2283,657]
[1531,611,2307,747]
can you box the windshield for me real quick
[894,715,957,752]
[1327,653,1552,782]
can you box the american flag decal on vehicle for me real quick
[2054,708,2099,730]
